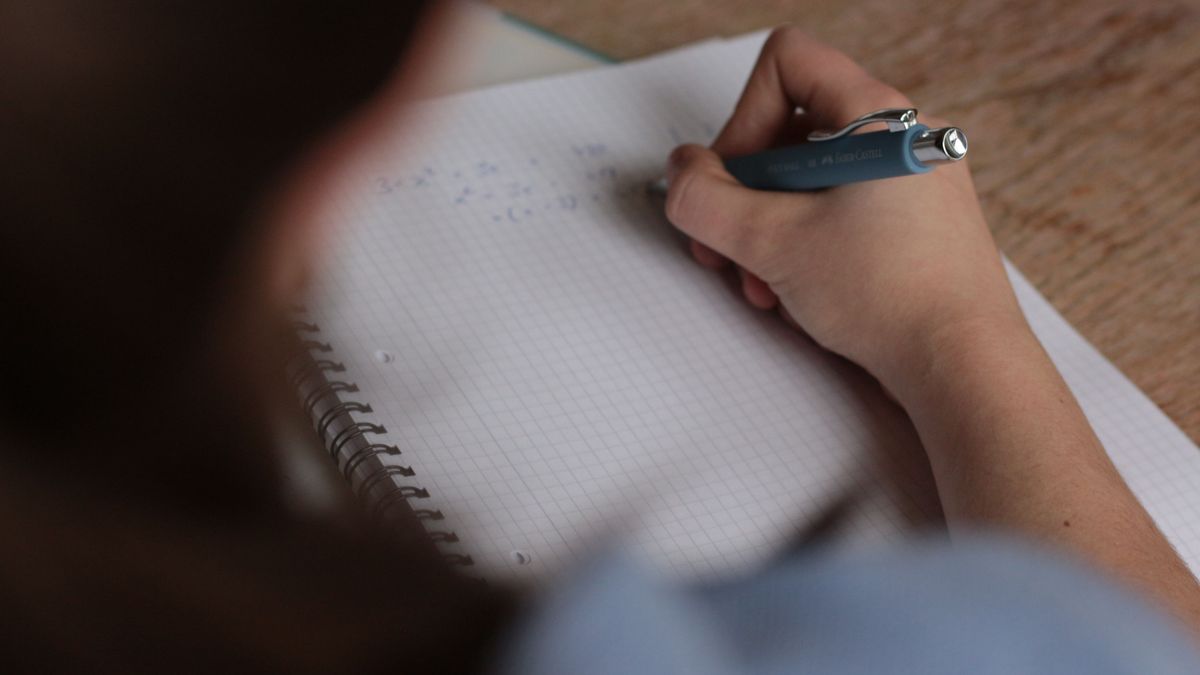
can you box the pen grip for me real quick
[723,124,930,191]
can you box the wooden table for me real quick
[490,0,1200,443]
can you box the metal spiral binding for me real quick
[302,381,359,417]
[358,467,421,502]
[342,443,402,478]
[327,422,386,462]
[288,359,345,389]
[372,489,417,523]
[300,339,332,353]
[316,401,373,440]
[289,313,474,567]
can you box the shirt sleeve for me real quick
[494,534,1200,675]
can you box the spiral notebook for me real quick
[293,32,1200,584]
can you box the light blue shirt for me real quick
[498,535,1199,674]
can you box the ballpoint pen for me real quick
[650,108,967,194]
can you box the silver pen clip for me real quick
[808,107,967,163]
[806,108,918,142]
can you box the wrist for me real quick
[875,311,1044,411]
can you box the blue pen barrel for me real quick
[724,124,931,191]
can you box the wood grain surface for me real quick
[489,0,1200,442]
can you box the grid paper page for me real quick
[310,34,1200,583]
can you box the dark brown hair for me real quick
[0,2,512,671]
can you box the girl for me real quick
[1,2,1196,672]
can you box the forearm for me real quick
[891,319,1200,635]
[660,23,1200,638]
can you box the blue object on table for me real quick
[724,108,967,191]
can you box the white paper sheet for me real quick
[310,33,1200,583]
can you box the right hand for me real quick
[664,27,1031,399]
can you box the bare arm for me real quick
[893,317,1200,632]
[664,27,1200,635]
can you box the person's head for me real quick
[0,5,519,671]
[0,1,435,498]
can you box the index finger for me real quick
[711,27,913,158]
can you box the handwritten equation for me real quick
[370,141,661,224]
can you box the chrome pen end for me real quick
[913,127,968,163]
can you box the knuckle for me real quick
[720,200,786,265]
[666,168,764,262]
[663,164,705,227]
[667,143,705,169]
[764,26,803,52]
[739,212,787,263]
[768,26,839,69]
[921,113,951,128]
[831,81,914,124]
[864,81,914,110]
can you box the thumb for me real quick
[664,144,806,270]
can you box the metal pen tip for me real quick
[646,176,669,197]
